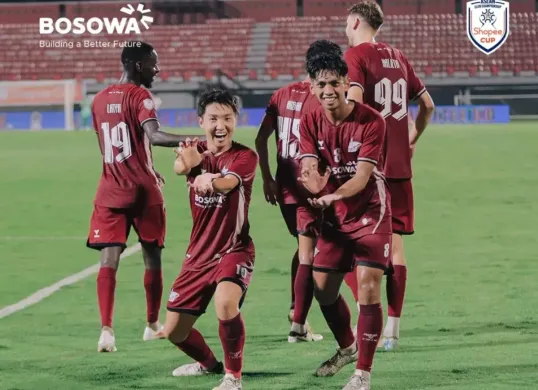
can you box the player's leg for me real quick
[166,267,224,377]
[87,205,130,352]
[133,204,166,340]
[212,250,254,390]
[278,203,300,315]
[289,205,323,342]
[311,233,357,377]
[381,179,413,350]
[343,234,391,390]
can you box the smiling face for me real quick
[311,70,349,112]
[199,103,237,151]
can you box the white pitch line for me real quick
[0,243,142,319]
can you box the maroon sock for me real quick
[319,295,355,349]
[292,264,314,326]
[290,250,299,309]
[219,313,245,378]
[387,265,407,317]
[97,267,116,328]
[343,269,359,302]
[144,269,163,323]
[357,303,383,372]
[174,328,219,369]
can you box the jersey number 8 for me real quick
[101,121,132,164]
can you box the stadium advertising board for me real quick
[0,105,510,130]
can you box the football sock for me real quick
[319,295,355,349]
[97,267,117,328]
[343,269,359,302]
[144,269,163,324]
[175,328,219,369]
[219,313,245,378]
[386,265,407,338]
[357,303,383,372]
[292,264,314,327]
[290,250,299,310]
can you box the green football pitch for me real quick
[0,123,537,390]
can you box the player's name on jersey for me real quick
[381,59,401,69]
[38,39,138,49]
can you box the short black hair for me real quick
[349,1,384,30]
[305,40,343,63]
[197,88,239,117]
[121,41,154,66]
[307,53,348,80]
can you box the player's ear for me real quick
[343,76,350,92]
[310,82,315,95]
[198,116,204,129]
[354,17,360,30]
[135,61,142,72]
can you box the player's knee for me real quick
[141,244,162,269]
[298,250,314,265]
[215,298,240,320]
[391,234,406,266]
[357,271,383,303]
[100,247,122,269]
[313,278,339,305]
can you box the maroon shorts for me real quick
[279,203,318,237]
[86,204,166,250]
[387,179,414,235]
[313,227,392,272]
[167,249,254,316]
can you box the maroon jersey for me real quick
[183,141,258,271]
[265,81,320,204]
[300,104,391,238]
[344,42,426,179]
[92,83,162,208]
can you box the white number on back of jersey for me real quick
[277,116,301,158]
[101,121,132,163]
[374,78,408,120]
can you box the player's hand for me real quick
[189,172,222,194]
[174,138,211,168]
[298,166,331,194]
[262,177,279,205]
[308,193,342,209]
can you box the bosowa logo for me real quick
[39,3,153,35]
[466,0,509,55]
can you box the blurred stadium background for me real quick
[1,1,538,390]
[0,0,537,129]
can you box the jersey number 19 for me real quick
[101,121,132,163]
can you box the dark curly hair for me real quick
[307,53,348,80]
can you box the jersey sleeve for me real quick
[402,55,426,101]
[344,48,367,92]
[299,114,319,160]
[357,112,386,165]
[265,90,280,117]
[226,149,258,185]
[136,89,159,126]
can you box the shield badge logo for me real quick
[466,0,509,55]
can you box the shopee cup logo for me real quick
[39,3,153,35]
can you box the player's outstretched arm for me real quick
[255,114,276,181]
[255,114,279,205]
[143,120,205,147]
[333,161,375,199]
[409,91,435,146]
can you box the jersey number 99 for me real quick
[374,78,408,121]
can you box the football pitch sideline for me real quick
[0,123,537,390]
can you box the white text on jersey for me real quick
[107,104,122,113]
[381,59,401,69]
